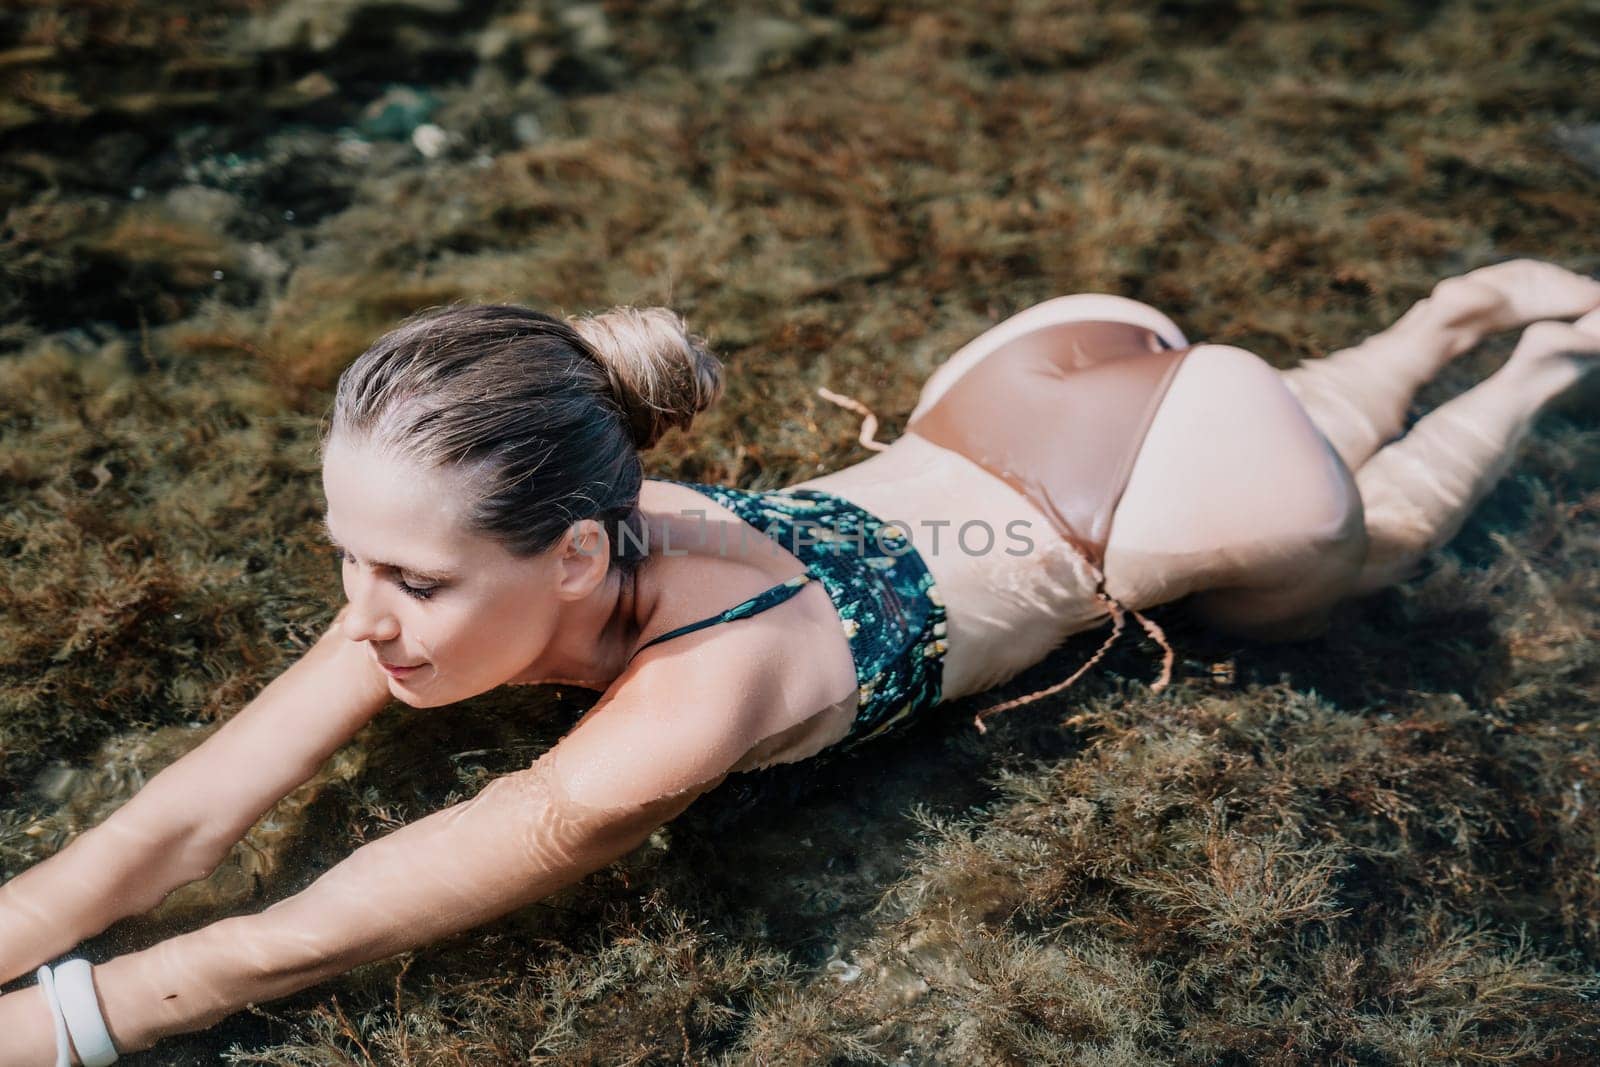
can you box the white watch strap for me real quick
[34,965,72,1067]
[53,959,119,1066]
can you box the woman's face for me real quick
[320,434,578,707]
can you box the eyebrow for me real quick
[321,515,459,582]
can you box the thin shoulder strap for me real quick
[631,572,814,660]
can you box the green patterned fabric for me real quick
[638,480,948,749]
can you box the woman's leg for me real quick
[921,266,1600,644]
[1281,260,1600,473]
[1351,309,1600,596]
[1162,310,1600,638]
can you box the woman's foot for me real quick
[1503,306,1600,398]
[1430,259,1600,335]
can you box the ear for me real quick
[554,519,613,598]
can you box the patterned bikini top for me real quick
[632,480,948,748]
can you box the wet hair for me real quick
[320,304,724,578]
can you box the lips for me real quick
[373,650,426,675]
[380,660,424,679]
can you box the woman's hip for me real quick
[909,293,1190,423]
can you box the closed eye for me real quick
[335,548,439,601]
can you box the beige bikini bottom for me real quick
[903,319,1193,575]
[901,319,1194,724]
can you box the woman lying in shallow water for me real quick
[3,258,1599,1062]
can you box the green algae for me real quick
[3,0,1600,1062]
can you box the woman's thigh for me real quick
[1101,343,1368,624]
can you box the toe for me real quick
[1460,260,1600,326]
[1576,306,1600,337]
[1511,320,1598,362]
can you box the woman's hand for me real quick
[0,981,77,1066]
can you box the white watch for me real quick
[34,965,72,1067]
[52,959,119,1066]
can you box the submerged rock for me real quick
[247,0,466,53]
[1551,123,1600,181]
[265,70,340,110]
[542,2,623,89]
[411,122,449,158]
[476,10,554,77]
[357,85,440,141]
[240,242,290,289]
[29,763,81,805]
[511,112,545,146]
[826,957,862,983]
[874,960,931,1006]
[696,13,843,82]
[163,185,243,232]
[556,4,614,53]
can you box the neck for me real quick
[510,564,645,691]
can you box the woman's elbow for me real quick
[491,763,719,872]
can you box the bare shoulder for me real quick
[635,479,858,702]
[549,556,859,812]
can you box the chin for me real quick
[390,675,487,710]
[384,673,437,706]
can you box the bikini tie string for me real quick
[971,583,1175,735]
[816,387,893,452]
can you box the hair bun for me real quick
[568,306,725,450]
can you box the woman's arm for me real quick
[0,760,668,1065]
[0,605,836,1063]
[0,607,391,987]
[87,755,713,1054]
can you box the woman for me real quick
[1,258,1597,1063]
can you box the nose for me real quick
[340,576,401,645]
